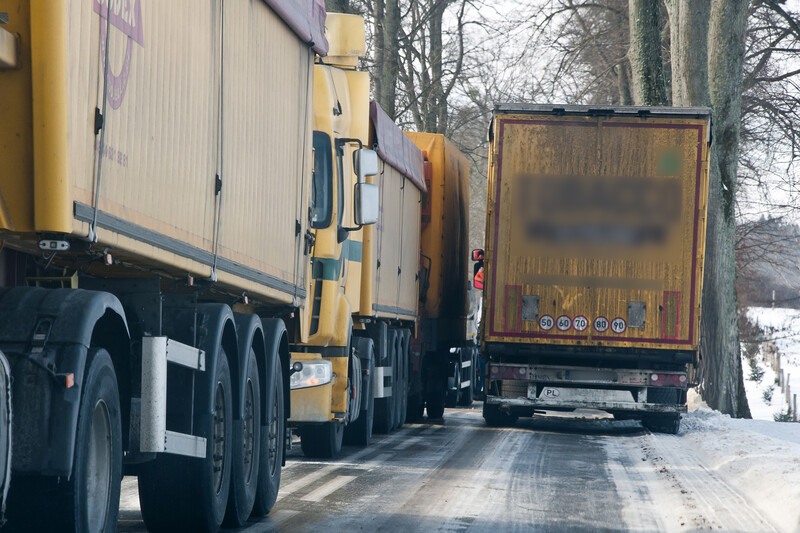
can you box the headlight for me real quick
[289,360,333,389]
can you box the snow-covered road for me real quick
[119,405,799,532]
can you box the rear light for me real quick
[289,360,333,389]
[489,364,527,380]
[649,373,687,387]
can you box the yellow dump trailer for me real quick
[0,1,333,530]
[405,133,475,418]
[480,104,711,434]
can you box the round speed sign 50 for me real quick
[539,315,554,331]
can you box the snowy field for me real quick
[742,307,800,421]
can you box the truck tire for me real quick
[65,348,123,533]
[251,356,284,517]
[224,350,261,527]
[483,403,517,427]
[642,387,681,434]
[344,338,375,446]
[425,374,446,419]
[394,330,409,430]
[139,349,233,533]
[458,348,474,406]
[392,329,403,430]
[300,421,344,459]
[373,328,397,433]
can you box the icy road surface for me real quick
[118,406,799,532]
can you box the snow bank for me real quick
[679,408,800,532]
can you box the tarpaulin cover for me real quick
[369,100,426,192]
[265,0,329,56]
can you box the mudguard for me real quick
[355,337,374,413]
[0,287,128,477]
[260,318,288,422]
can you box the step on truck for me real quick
[0,1,381,531]
[477,104,712,434]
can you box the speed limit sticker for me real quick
[556,315,572,331]
[593,316,609,332]
[539,315,554,331]
[573,315,588,331]
[611,317,627,334]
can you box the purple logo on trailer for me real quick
[93,0,144,109]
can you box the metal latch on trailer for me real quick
[140,337,206,458]
[0,24,19,71]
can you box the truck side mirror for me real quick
[354,182,379,226]
[353,148,379,182]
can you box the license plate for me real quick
[536,386,561,400]
[528,384,562,399]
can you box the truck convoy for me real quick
[478,104,711,434]
[0,1,473,532]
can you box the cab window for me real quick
[310,131,333,229]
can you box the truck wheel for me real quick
[373,329,397,433]
[344,340,375,446]
[139,349,233,533]
[252,356,284,516]
[224,350,261,527]
[445,361,460,408]
[425,376,446,419]
[642,387,681,434]
[391,330,403,430]
[642,414,681,434]
[62,348,123,533]
[394,331,409,430]
[483,403,517,427]
[407,394,423,422]
[300,421,344,459]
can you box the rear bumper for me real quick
[485,394,686,414]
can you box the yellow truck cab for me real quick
[288,13,381,458]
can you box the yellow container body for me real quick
[405,133,470,339]
[0,1,313,309]
[483,110,710,353]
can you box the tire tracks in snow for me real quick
[615,432,779,532]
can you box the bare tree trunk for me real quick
[628,0,667,105]
[668,0,751,417]
[325,0,352,13]
[429,0,447,133]
[375,0,400,118]
[705,0,752,417]
[617,60,634,105]
[372,0,400,118]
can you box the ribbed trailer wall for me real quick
[367,101,425,321]
[483,105,710,352]
[0,0,317,306]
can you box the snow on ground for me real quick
[675,408,800,532]
[743,307,800,421]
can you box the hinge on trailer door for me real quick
[94,108,104,135]
[304,230,315,256]
[214,174,222,195]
